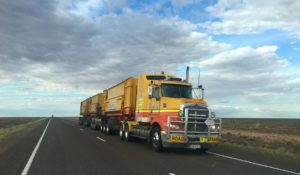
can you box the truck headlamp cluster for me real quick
[210,125,220,131]
[169,124,180,130]
[178,104,185,117]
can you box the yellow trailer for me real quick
[79,97,92,126]
[99,77,137,134]
[90,93,106,130]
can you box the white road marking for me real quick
[80,128,84,131]
[168,173,176,175]
[21,119,51,175]
[96,137,106,142]
[207,151,300,175]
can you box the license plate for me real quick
[170,135,185,142]
[209,136,219,143]
[200,137,208,143]
[189,144,201,149]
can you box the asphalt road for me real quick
[0,118,299,175]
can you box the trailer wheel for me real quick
[104,122,110,134]
[106,120,113,135]
[124,124,131,142]
[100,121,105,133]
[119,124,124,140]
[197,148,208,153]
[151,127,163,152]
[105,124,110,135]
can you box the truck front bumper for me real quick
[161,133,219,150]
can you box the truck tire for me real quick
[197,148,208,153]
[151,127,163,152]
[105,124,110,135]
[100,121,105,133]
[78,119,83,125]
[119,124,124,140]
[124,124,131,142]
[95,124,100,130]
[106,120,112,135]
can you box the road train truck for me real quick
[80,67,221,151]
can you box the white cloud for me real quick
[253,107,262,113]
[0,1,229,93]
[186,43,300,118]
[199,45,288,74]
[205,0,300,38]
[56,0,128,17]
[1,0,299,118]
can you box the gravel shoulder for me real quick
[0,117,46,154]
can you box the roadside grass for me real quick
[0,117,43,129]
[64,117,79,121]
[222,118,300,135]
[221,118,300,160]
[0,117,46,154]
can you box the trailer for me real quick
[79,97,92,126]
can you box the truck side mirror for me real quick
[148,86,153,99]
[211,112,216,118]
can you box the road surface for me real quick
[0,118,299,175]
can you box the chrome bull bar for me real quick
[166,108,222,139]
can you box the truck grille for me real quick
[167,103,221,139]
[186,107,209,134]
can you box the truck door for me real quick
[149,86,160,118]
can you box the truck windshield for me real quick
[161,84,192,98]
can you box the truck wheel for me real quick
[197,148,208,153]
[100,121,105,133]
[104,123,109,134]
[151,127,163,152]
[105,125,110,134]
[124,125,131,142]
[119,124,124,140]
[105,121,111,135]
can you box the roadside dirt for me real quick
[223,129,300,144]
[0,118,46,155]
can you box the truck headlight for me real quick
[211,125,216,130]
[170,124,180,130]
[210,125,220,131]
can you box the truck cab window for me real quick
[161,84,192,98]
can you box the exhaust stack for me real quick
[186,66,189,83]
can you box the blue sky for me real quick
[0,0,299,118]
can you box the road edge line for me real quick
[96,137,106,142]
[21,118,51,175]
[207,151,300,175]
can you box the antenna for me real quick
[185,66,189,83]
[198,70,200,87]
[197,69,204,100]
